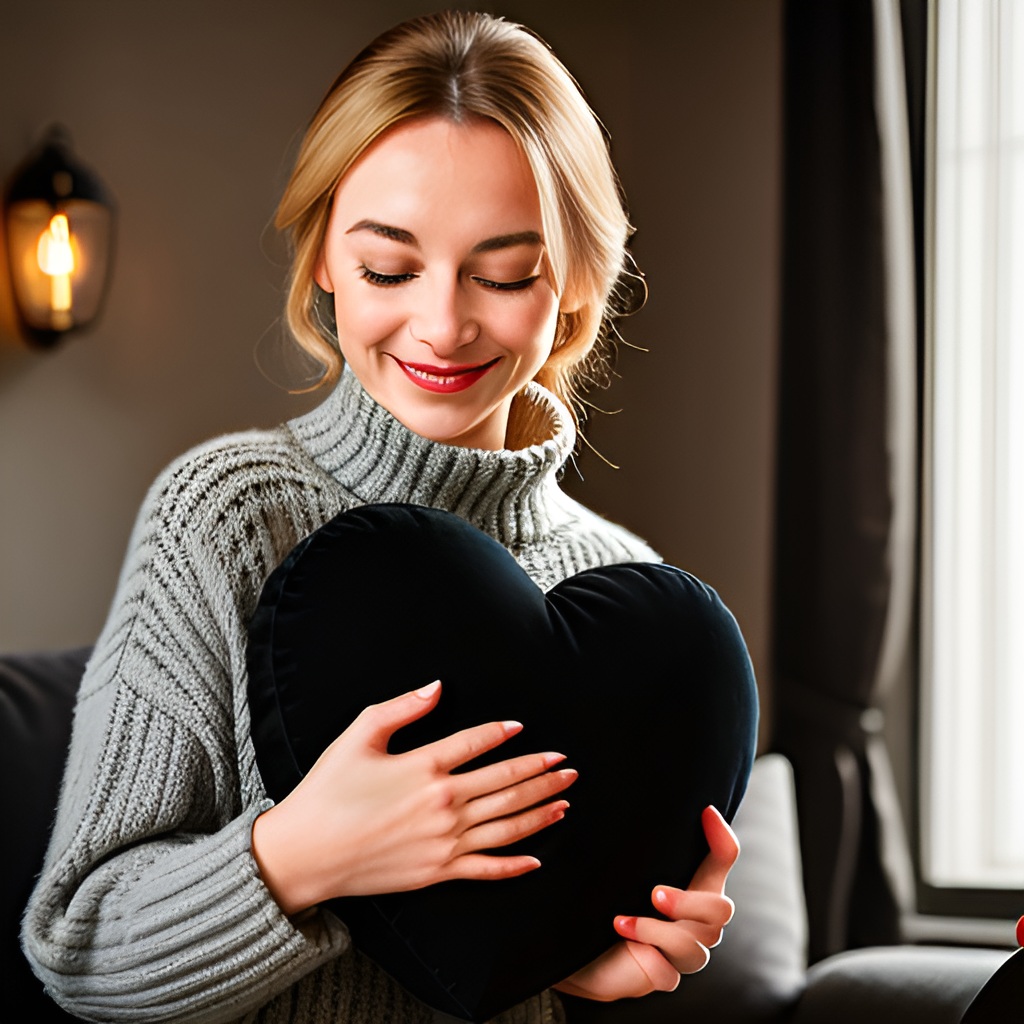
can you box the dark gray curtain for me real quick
[771,0,922,963]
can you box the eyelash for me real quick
[359,267,539,292]
[360,268,415,287]
[475,275,540,292]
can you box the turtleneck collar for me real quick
[287,365,577,549]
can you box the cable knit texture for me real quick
[22,366,659,1024]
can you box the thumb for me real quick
[352,679,442,751]
[687,805,740,894]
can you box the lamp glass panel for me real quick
[6,197,113,331]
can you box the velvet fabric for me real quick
[247,503,759,1022]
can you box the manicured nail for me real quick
[503,720,523,736]
[415,680,441,698]
[654,888,669,905]
[616,916,638,934]
[544,752,567,767]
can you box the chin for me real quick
[402,408,503,450]
[418,421,501,450]
[376,385,505,450]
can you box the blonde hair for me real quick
[274,10,643,436]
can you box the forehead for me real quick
[330,116,544,236]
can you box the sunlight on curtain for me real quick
[924,0,1024,889]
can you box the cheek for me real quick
[492,297,559,363]
[333,285,406,345]
[527,303,561,366]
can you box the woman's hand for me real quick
[251,680,577,917]
[554,805,739,1002]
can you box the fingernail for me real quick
[544,752,567,767]
[503,720,523,736]
[616,915,638,933]
[415,680,441,699]
[547,801,569,824]
[654,888,669,905]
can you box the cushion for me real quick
[247,503,758,1022]
[0,648,91,1022]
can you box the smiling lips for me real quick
[392,356,502,394]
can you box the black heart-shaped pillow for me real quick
[247,504,758,1022]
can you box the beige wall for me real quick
[0,0,781,734]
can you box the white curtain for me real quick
[925,0,1024,888]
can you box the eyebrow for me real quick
[345,220,542,254]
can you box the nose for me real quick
[408,277,479,356]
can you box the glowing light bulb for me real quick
[36,212,75,326]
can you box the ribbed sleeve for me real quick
[23,436,351,1024]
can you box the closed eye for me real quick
[360,266,417,287]
[472,275,540,292]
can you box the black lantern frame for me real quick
[3,125,116,348]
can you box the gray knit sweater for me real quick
[22,366,659,1024]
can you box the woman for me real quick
[23,11,750,1023]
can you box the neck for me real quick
[288,365,576,548]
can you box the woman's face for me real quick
[315,116,561,450]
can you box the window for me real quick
[923,0,1024,894]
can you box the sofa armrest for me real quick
[790,945,1013,1024]
[961,946,1023,1023]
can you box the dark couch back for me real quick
[1,648,91,1022]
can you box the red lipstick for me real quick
[391,356,500,394]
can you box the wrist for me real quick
[251,803,321,917]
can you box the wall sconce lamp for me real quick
[3,125,115,348]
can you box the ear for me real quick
[558,283,583,315]
[314,251,334,294]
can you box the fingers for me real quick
[349,679,444,752]
[687,805,740,894]
[616,884,734,949]
[651,885,735,940]
[351,684,529,774]
[554,940,675,1001]
[554,942,646,1001]
[415,717,525,773]
[615,915,711,974]
[457,796,570,855]
[458,749,567,795]
[611,877,736,975]
[458,754,578,824]
[624,941,681,991]
[445,852,543,882]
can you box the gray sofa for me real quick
[3,649,1018,1023]
[560,753,1018,1024]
